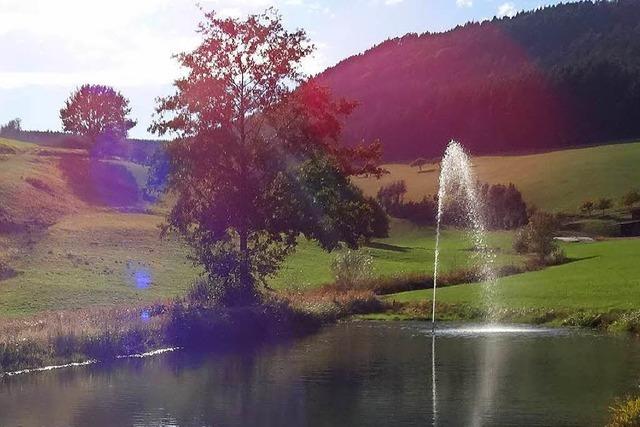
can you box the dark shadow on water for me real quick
[364,241,410,252]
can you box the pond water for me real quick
[1,321,640,426]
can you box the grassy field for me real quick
[273,219,523,289]
[388,238,640,311]
[2,136,640,317]
[354,142,640,212]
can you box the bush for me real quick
[331,249,373,288]
[607,397,640,427]
[514,211,561,263]
[366,197,390,238]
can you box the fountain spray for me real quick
[431,141,497,333]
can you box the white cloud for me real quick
[0,0,328,90]
[384,0,404,5]
[456,0,473,8]
[497,2,517,18]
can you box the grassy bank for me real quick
[387,238,640,310]
[370,237,640,332]
[0,287,385,374]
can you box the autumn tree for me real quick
[60,84,136,145]
[621,190,640,208]
[150,8,384,305]
[410,157,428,172]
[580,200,594,216]
[596,198,613,217]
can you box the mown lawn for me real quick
[388,238,640,311]
[272,219,524,289]
[0,216,523,315]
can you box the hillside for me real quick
[353,142,640,212]
[0,137,199,315]
[1,136,638,314]
[315,0,640,160]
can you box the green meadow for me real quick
[1,136,640,317]
[388,238,640,311]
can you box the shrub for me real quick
[366,197,390,238]
[331,249,373,288]
[607,397,640,427]
[513,211,560,262]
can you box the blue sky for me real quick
[0,0,567,139]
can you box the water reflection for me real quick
[1,322,638,426]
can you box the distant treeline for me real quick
[0,126,164,165]
[316,0,640,160]
[377,180,528,229]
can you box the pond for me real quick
[1,321,639,426]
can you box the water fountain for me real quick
[431,140,497,333]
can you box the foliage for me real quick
[60,84,136,144]
[150,8,383,306]
[607,397,640,427]
[316,0,640,160]
[379,181,527,229]
[596,197,614,216]
[513,211,561,260]
[580,200,595,215]
[376,180,407,210]
[621,190,640,208]
[366,197,390,238]
[0,118,21,138]
[478,182,528,229]
[330,248,373,288]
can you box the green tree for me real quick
[150,8,384,306]
[580,200,595,216]
[60,84,136,144]
[596,197,613,217]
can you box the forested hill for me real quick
[314,0,640,160]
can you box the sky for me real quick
[0,0,567,139]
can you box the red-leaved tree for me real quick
[150,8,385,305]
[60,84,136,144]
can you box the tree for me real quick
[60,84,136,144]
[621,190,640,208]
[580,200,594,216]
[596,198,613,217]
[150,8,384,305]
[0,118,21,138]
[409,157,428,172]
